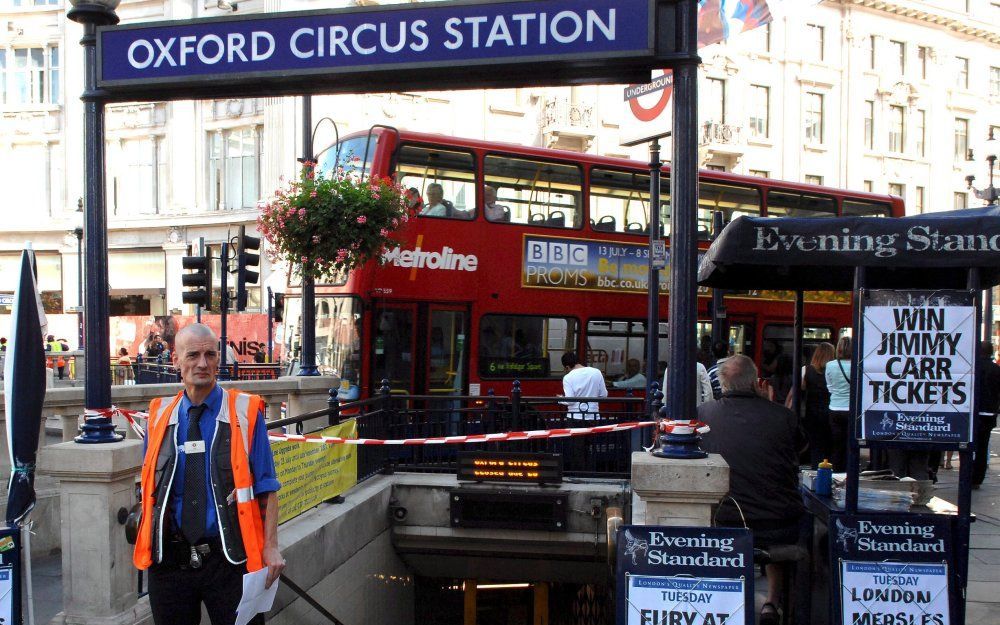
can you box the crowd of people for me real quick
[555,333,1000,624]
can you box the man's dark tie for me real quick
[181,404,208,544]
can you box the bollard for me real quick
[510,380,522,431]
[328,387,340,426]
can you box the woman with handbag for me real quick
[825,336,853,472]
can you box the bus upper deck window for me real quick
[484,154,583,229]
[842,200,890,217]
[767,190,837,218]
[698,181,760,235]
[395,144,477,221]
[590,168,670,236]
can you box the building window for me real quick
[863,180,873,192]
[888,183,904,198]
[749,169,769,178]
[705,164,726,172]
[991,66,1000,97]
[916,110,926,157]
[748,85,769,139]
[889,40,905,75]
[954,192,967,210]
[917,46,930,80]
[888,105,905,153]
[954,118,969,161]
[208,127,261,211]
[865,35,876,70]
[915,186,925,213]
[864,100,874,150]
[804,92,824,143]
[746,22,771,53]
[806,24,824,62]
[705,78,726,123]
[108,137,163,215]
[955,57,969,89]
[2,46,60,105]
[805,175,823,186]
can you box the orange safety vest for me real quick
[133,388,266,572]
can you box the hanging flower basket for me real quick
[257,161,414,283]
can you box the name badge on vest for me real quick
[183,440,206,455]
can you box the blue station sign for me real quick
[97,0,684,101]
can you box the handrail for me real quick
[279,574,347,625]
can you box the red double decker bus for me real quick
[281,126,904,398]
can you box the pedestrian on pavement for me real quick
[706,341,730,400]
[133,323,285,625]
[559,351,607,421]
[698,355,804,625]
[801,342,833,468]
[825,336,852,472]
[974,341,1000,488]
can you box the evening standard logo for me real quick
[623,529,648,565]
[383,245,478,272]
[753,224,1000,258]
[836,519,944,554]
[644,531,745,568]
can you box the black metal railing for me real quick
[109,355,283,385]
[267,380,653,482]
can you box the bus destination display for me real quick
[457,451,562,484]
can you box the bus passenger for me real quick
[483,185,510,222]
[404,187,423,212]
[421,183,453,217]
[612,358,646,389]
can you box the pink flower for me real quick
[380,228,389,237]
[298,208,306,217]
[310,191,317,198]
[356,215,367,224]
[335,248,349,263]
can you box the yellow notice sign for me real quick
[272,419,357,524]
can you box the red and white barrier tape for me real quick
[267,420,658,446]
[86,406,149,438]
[658,419,711,435]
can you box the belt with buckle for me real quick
[169,537,218,569]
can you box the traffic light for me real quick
[272,292,285,323]
[236,225,261,312]
[181,255,212,310]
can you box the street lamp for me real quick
[68,0,122,443]
[965,129,999,206]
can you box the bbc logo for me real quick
[526,240,588,266]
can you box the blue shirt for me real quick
[160,385,281,537]
[825,359,852,411]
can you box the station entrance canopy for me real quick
[97,0,687,102]
[697,205,1000,291]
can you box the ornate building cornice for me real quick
[838,0,1000,45]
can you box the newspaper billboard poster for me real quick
[860,290,976,444]
[840,561,949,625]
[615,525,753,625]
[830,513,955,625]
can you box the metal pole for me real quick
[710,211,726,347]
[955,267,980,625]
[267,286,274,363]
[220,242,229,370]
[985,287,993,347]
[299,95,319,376]
[645,138,662,409]
[196,236,204,324]
[845,266,865,512]
[76,229,84,350]
[665,1,699,422]
[74,14,120,443]
[791,291,804,418]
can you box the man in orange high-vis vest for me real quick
[134,323,285,625]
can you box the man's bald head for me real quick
[175,323,217,346]
[718,354,758,393]
[173,324,220,397]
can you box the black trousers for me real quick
[973,414,997,486]
[828,410,851,473]
[148,551,266,625]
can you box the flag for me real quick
[3,247,48,526]
[698,0,823,48]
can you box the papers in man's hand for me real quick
[236,568,279,625]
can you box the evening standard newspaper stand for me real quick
[698,205,1000,625]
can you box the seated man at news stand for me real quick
[697,354,804,625]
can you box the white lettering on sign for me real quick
[752,225,1000,259]
[525,240,588,266]
[123,9,617,70]
[382,245,478,272]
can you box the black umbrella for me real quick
[3,248,48,527]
